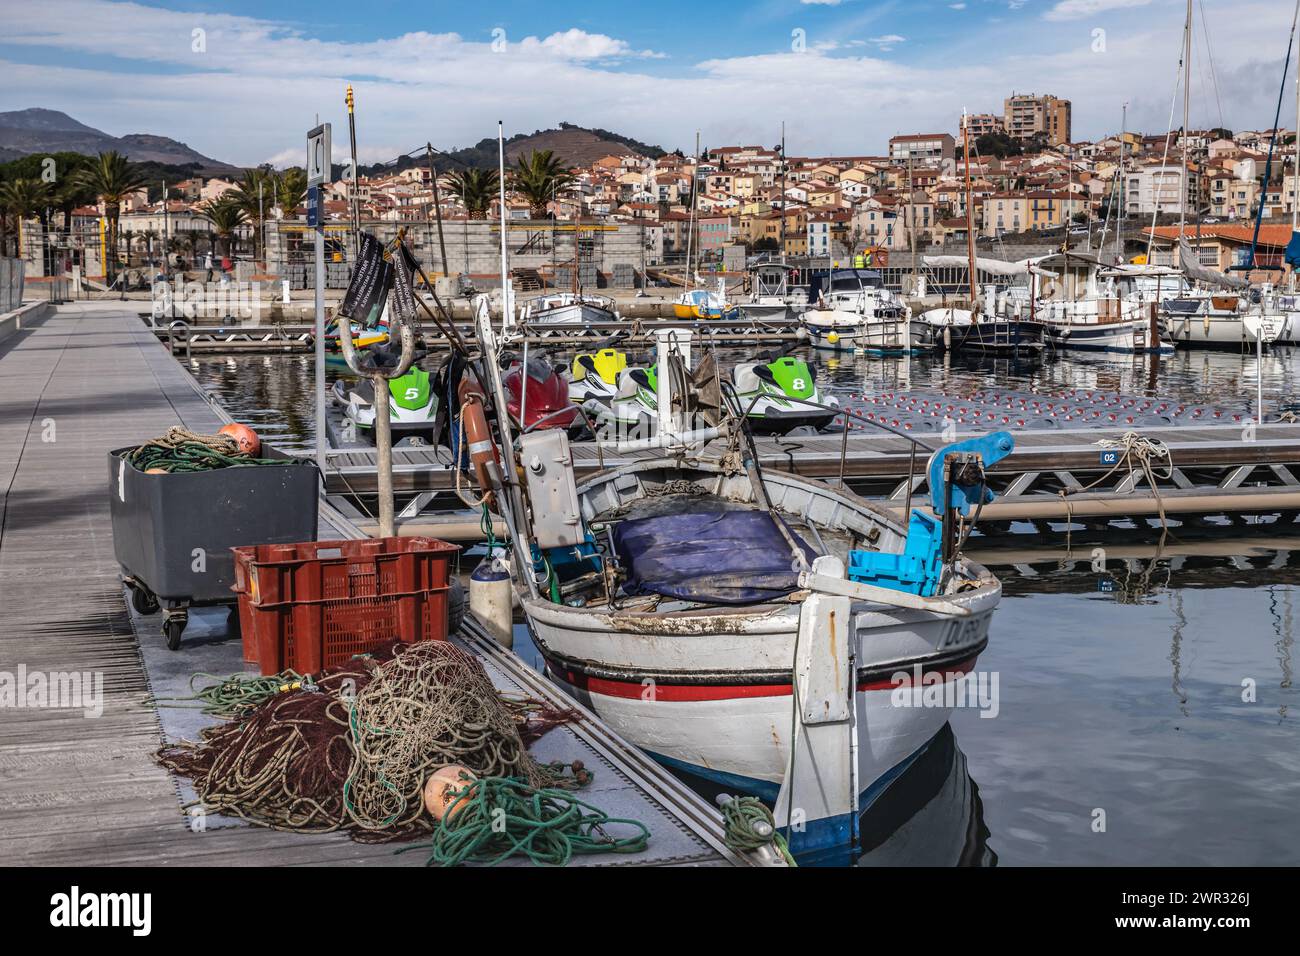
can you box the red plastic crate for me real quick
[231,537,460,676]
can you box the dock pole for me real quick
[314,212,326,474]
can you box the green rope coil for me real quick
[720,796,797,866]
[414,775,650,867]
[153,670,308,719]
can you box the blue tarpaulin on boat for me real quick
[612,509,817,605]
[1286,231,1300,271]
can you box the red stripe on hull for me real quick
[548,653,980,702]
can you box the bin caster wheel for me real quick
[131,586,160,615]
[164,617,186,651]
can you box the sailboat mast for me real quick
[962,112,978,309]
[1179,0,1191,238]
[685,130,699,292]
[1294,22,1299,290]
[780,121,787,265]
[1116,101,1127,262]
[497,121,510,328]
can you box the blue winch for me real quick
[847,431,1014,597]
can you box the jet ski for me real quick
[729,345,839,434]
[330,344,438,445]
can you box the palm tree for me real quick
[275,168,308,216]
[0,178,51,257]
[445,168,500,220]
[509,150,576,219]
[198,196,248,263]
[231,168,275,262]
[74,150,148,282]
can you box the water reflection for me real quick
[856,725,996,868]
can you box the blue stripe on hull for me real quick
[648,735,936,866]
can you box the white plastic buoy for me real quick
[470,551,513,647]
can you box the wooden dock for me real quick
[0,302,757,867]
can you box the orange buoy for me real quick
[218,422,261,456]
[423,764,475,822]
[145,467,168,474]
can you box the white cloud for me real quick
[1044,0,1153,21]
[0,0,1292,167]
[800,0,845,5]
[949,3,968,9]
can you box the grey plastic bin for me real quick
[108,446,319,648]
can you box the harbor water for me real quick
[190,346,1300,866]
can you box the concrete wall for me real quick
[267,219,660,289]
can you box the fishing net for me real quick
[156,640,580,841]
[343,641,547,839]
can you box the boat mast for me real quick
[962,111,978,317]
[907,152,918,292]
[497,121,511,330]
[685,130,699,293]
[1293,16,1300,291]
[1179,0,1191,244]
[1116,101,1127,263]
[780,121,787,266]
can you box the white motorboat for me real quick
[742,262,809,322]
[801,269,914,352]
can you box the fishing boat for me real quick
[465,306,1010,863]
[741,262,809,322]
[917,116,1045,354]
[801,268,913,353]
[674,281,741,321]
[518,291,618,329]
[1032,252,1174,353]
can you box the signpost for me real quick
[308,123,331,475]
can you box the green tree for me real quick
[0,178,52,257]
[509,149,576,219]
[198,196,248,262]
[231,167,275,261]
[445,167,500,219]
[74,151,148,281]
[275,167,309,215]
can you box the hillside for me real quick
[362,123,666,177]
[0,108,236,172]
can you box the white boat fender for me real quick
[469,552,513,647]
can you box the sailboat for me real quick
[920,113,1046,353]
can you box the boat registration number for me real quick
[942,617,985,651]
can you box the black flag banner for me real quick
[338,232,392,325]
[388,242,420,329]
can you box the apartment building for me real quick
[888,133,956,164]
[1003,93,1072,146]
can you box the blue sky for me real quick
[1,0,1296,166]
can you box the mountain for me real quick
[0,108,236,171]
[361,123,667,177]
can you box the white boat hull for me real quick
[802,310,912,352]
